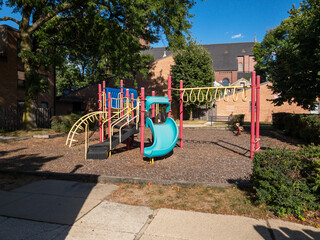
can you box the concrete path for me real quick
[0,180,319,240]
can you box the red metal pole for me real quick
[126,88,130,122]
[250,71,256,158]
[120,80,124,118]
[103,81,106,139]
[255,75,260,152]
[180,80,183,148]
[152,91,155,122]
[140,88,145,156]
[168,76,172,118]
[131,93,134,120]
[108,92,111,139]
[98,84,102,143]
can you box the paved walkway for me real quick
[0,180,319,240]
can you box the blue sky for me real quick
[1,0,302,47]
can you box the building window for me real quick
[240,81,245,87]
[222,78,230,86]
[238,62,243,72]
[41,102,48,108]
[17,71,26,89]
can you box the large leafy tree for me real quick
[253,0,320,109]
[0,0,196,128]
[171,40,215,119]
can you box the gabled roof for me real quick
[142,42,255,71]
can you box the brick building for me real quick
[0,25,55,112]
[140,42,256,94]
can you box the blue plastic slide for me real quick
[143,96,179,158]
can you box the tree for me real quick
[171,40,215,120]
[253,0,320,110]
[0,0,196,128]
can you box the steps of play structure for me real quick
[87,123,138,160]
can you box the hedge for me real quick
[252,145,320,220]
[272,113,320,144]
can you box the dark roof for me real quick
[142,42,255,71]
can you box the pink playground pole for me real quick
[98,84,102,143]
[120,80,124,118]
[168,76,172,118]
[108,92,111,139]
[152,91,155,122]
[103,81,106,139]
[140,88,145,155]
[131,93,134,120]
[126,89,130,150]
[179,80,183,148]
[250,71,256,158]
[255,75,260,152]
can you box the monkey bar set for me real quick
[66,71,260,160]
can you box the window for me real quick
[222,78,230,86]
[17,71,25,89]
[238,62,243,72]
[240,81,245,87]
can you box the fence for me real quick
[0,107,52,131]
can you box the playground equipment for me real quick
[66,71,260,161]
[143,96,179,164]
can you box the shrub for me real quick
[51,113,82,133]
[272,113,320,144]
[228,114,244,128]
[252,145,320,219]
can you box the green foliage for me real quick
[252,146,320,219]
[228,114,244,128]
[253,0,320,109]
[171,40,215,118]
[1,0,196,126]
[272,113,320,144]
[51,113,82,133]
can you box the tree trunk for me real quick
[189,109,193,121]
[20,7,36,129]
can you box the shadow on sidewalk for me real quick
[255,225,320,240]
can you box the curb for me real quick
[0,133,66,142]
[0,170,251,188]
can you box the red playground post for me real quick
[120,80,124,118]
[168,76,172,118]
[131,93,134,119]
[179,80,183,148]
[140,88,145,155]
[250,71,256,158]
[98,84,102,143]
[152,91,155,122]
[126,88,130,150]
[255,75,260,152]
[108,92,111,139]
[103,81,106,139]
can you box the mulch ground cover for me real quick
[0,128,303,185]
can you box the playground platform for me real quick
[0,180,319,239]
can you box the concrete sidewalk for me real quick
[0,180,319,240]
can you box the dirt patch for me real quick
[0,129,302,184]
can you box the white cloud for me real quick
[231,33,243,39]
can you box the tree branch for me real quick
[28,0,87,34]
[0,16,20,25]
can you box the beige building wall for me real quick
[216,82,309,122]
